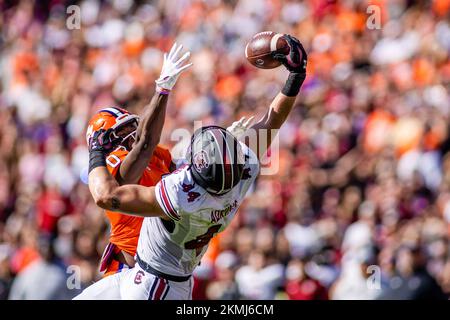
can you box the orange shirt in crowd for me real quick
[363,109,395,154]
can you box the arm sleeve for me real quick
[154,168,187,222]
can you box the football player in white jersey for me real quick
[74,34,307,300]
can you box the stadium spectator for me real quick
[8,235,73,299]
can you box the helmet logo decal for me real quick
[193,150,210,171]
[86,124,93,139]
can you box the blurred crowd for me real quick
[0,0,449,300]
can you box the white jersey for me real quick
[137,142,260,277]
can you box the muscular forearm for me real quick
[134,93,168,154]
[249,92,296,159]
[118,92,168,184]
[263,92,296,130]
[89,166,121,209]
[89,166,164,218]
[264,70,306,129]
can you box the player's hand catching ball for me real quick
[272,35,307,75]
[273,34,308,97]
[89,129,120,154]
[155,43,193,94]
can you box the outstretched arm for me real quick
[88,130,167,218]
[89,166,164,218]
[117,43,192,184]
[246,35,308,160]
[249,93,297,159]
[117,93,168,185]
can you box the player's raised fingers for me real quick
[168,42,178,60]
[243,116,255,128]
[171,43,184,61]
[176,62,193,74]
[237,117,246,124]
[175,51,191,67]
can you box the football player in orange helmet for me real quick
[75,34,307,300]
[85,43,192,277]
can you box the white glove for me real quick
[226,116,254,139]
[156,43,193,92]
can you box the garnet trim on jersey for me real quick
[159,179,180,221]
[148,277,170,300]
[187,126,244,195]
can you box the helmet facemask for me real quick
[111,114,139,150]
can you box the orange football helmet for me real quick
[86,107,139,149]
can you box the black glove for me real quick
[272,35,308,96]
[272,34,308,74]
[88,129,120,173]
[89,129,120,154]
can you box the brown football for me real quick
[245,31,290,69]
